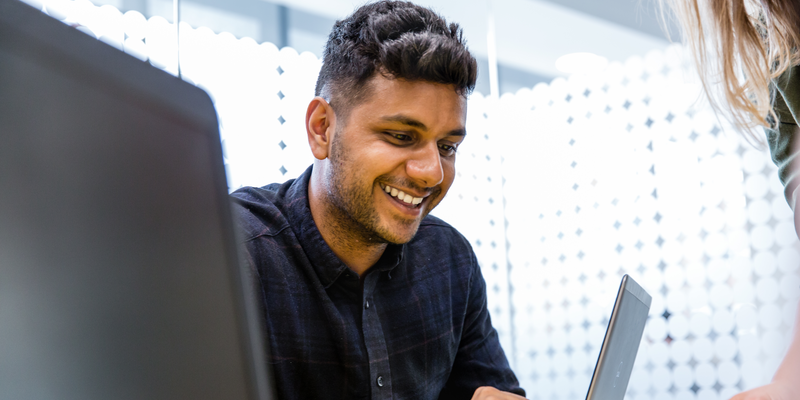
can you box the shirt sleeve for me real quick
[438,252,525,399]
[766,65,800,210]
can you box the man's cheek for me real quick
[441,170,456,195]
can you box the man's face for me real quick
[323,75,467,244]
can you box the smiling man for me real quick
[231,1,524,399]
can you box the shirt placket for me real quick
[361,271,393,400]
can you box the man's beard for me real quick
[323,130,430,245]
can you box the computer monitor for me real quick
[0,1,272,399]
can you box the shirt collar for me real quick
[285,166,404,288]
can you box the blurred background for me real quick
[31,0,679,95]
[18,0,800,399]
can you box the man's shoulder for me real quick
[229,181,294,241]
[407,215,481,294]
[413,214,474,252]
[418,213,457,230]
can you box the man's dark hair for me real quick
[314,1,477,118]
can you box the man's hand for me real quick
[471,386,527,400]
[728,382,797,400]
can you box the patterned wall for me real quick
[32,2,800,399]
[496,48,800,400]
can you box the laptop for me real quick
[0,1,272,399]
[586,274,652,400]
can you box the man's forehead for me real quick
[368,73,463,96]
[365,75,466,111]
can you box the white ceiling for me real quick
[266,0,670,80]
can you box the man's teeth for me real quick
[383,185,424,205]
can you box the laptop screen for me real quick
[586,275,652,400]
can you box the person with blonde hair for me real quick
[662,0,800,399]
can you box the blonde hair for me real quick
[661,0,800,142]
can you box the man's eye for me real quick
[439,143,457,156]
[388,132,412,141]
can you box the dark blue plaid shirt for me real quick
[231,166,523,400]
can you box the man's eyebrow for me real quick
[381,115,428,130]
[380,115,466,137]
[446,128,466,137]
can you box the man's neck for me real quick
[308,174,387,277]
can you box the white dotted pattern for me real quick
[35,2,800,399]
[496,48,800,400]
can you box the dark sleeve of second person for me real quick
[437,250,525,399]
[766,64,800,210]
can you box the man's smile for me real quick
[379,183,427,208]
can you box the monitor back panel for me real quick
[0,2,269,399]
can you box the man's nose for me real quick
[406,143,444,188]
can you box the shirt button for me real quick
[364,300,370,309]
[376,375,384,387]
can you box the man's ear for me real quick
[306,97,336,160]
